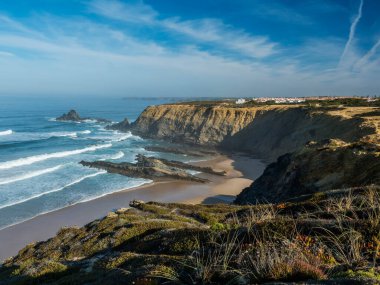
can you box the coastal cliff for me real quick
[235,139,380,204]
[129,104,378,161]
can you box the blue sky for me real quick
[0,0,379,97]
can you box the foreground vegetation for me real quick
[1,186,380,284]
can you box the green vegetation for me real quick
[1,186,380,284]
[305,97,380,108]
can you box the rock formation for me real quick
[56,110,81,121]
[56,109,111,123]
[235,139,380,204]
[80,154,225,183]
[144,145,217,157]
[106,118,130,131]
[128,104,378,161]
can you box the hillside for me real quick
[129,104,379,161]
[2,101,380,284]
[1,187,380,284]
[235,139,380,204]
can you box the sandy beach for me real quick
[0,153,265,261]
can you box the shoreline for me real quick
[0,153,266,261]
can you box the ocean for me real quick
[0,96,189,230]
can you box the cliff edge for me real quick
[129,104,378,161]
[235,138,380,204]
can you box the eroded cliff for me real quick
[235,139,380,204]
[130,104,378,161]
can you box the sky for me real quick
[0,0,379,97]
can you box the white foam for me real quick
[114,133,133,142]
[79,180,153,204]
[0,130,12,136]
[0,178,152,231]
[100,151,124,161]
[0,171,106,210]
[0,165,64,185]
[50,131,78,138]
[83,119,97,123]
[50,130,90,138]
[0,143,112,170]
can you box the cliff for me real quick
[130,104,378,161]
[235,139,380,204]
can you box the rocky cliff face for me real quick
[130,104,377,161]
[235,139,380,204]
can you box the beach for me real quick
[0,153,265,261]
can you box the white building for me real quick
[236,98,246,104]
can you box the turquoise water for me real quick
[0,96,187,229]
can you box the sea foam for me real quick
[0,165,64,185]
[100,151,124,161]
[0,130,13,136]
[0,143,112,170]
[0,171,107,210]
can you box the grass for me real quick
[1,186,380,284]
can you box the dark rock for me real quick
[234,139,380,204]
[56,110,111,123]
[80,154,225,183]
[144,146,218,157]
[129,200,145,207]
[106,118,130,131]
[57,110,81,121]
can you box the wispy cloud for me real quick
[89,0,277,59]
[250,2,312,25]
[0,0,379,97]
[88,0,156,24]
[0,51,14,57]
[339,0,364,68]
[354,37,380,70]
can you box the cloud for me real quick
[88,0,156,24]
[89,0,277,59]
[354,37,380,70]
[0,1,379,97]
[0,51,14,57]
[338,0,364,68]
[250,2,312,25]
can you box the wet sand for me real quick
[0,153,265,261]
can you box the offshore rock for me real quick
[56,109,111,123]
[80,154,224,183]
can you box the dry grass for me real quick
[2,187,380,284]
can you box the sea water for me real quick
[0,96,189,229]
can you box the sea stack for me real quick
[57,110,81,121]
[56,110,112,123]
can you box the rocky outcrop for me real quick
[106,118,130,131]
[57,109,111,123]
[56,110,81,121]
[144,145,218,157]
[234,139,380,204]
[80,154,225,183]
[129,104,378,161]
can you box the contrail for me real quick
[354,37,380,70]
[339,0,364,67]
